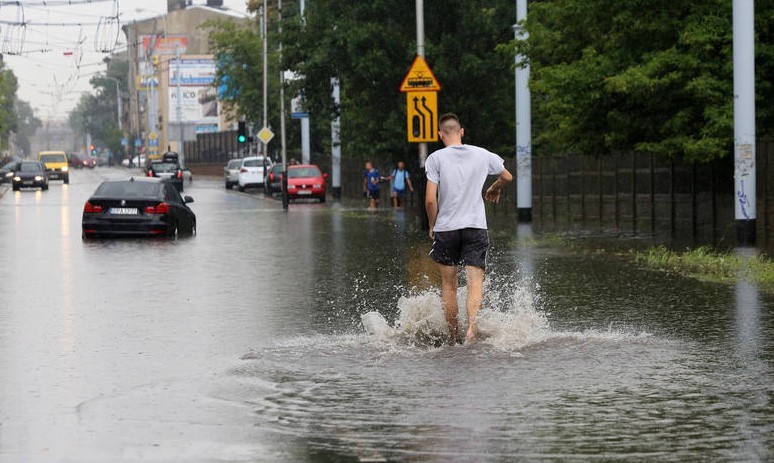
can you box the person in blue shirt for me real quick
[388,161,414,208]
[363,160,382,209]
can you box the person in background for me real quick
[388,161,414,208]
[363,160,382,210]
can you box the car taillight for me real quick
[147,170,153,177]
[240,168,248,173]
[144,202,170,215]
[83,201,103,213]
[269,173,274,181]
[177,170,183,179]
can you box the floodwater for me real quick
[0,167,772,462]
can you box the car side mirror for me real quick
[184,195,194,204]
[323,173,329,179]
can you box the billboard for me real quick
[168,86,220,132]
[140,35,188,57]
[169,58,217,86]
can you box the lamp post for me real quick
[514,0,532,223]
[104,76,123,131]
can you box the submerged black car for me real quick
[147,152,184,192]
[82,177,196,238]
[12,161,49,191]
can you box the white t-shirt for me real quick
[425,144,505,232]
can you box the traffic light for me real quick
[237,121,247,144]
[90,145,96,155]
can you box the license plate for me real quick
[110,207,138,215]
[297,190,311,195]
[23,181,33,185]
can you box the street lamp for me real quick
[104,76,123,131]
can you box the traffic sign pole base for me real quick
[517,208,532,223]
[332,187,342,200]
[736,219,756,247]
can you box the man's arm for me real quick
[484,168,513,204]
[407,175,414,192]
[425,180,438,239]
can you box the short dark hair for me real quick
[439,113,459,126]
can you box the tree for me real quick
[209,0,517,162]
[68,57,128,155]
[13,100,42,156]
[516,0,774,162]
[0,61,19,150]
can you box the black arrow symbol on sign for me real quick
[413,96,427,139]
[420,95,434,136]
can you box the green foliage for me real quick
[0,62,19,149]
[68,58,128,155]
[517,0,773,162]
[13,100,42,156]
[209,0,516,163]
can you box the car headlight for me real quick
[61,166,69,172]
[34,176,43,181]
[13,176,21,182]
[313,184,322,189]
[287,184,296,189]
[4,172,12,178]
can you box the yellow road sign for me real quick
[400,55,441,92]
[257,127,274,144]
[406,92,438,143]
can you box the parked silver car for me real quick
[224,158,243,189]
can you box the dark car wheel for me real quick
[238,185,245,192]
[225,180,231,189]
[63,175,69,184]
[42,184,49,191]
[168,222,179,238]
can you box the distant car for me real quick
[147,153,184,192]
[121,155,146,168]
[68,154,84,169]
[11,160,49,191]
[1,160,19,183]
[81,156,97,169]
[38,151,69,184]
[81,177,196,239]
[286,164,327,202]
[224,158,242,189]
[264,164,283,196]
[237,156,272,192]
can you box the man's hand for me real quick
[484,185,501,203]
[429,229,434,240]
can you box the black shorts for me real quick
[429,228,489,269]
[367,190,380,200]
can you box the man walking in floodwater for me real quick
[425,113,513,343]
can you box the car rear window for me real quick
[19,162,42,172]
[95,181,160,198]
[243,158,269,167]
[39,154,66,163]
[228,160,242,169]
[151,162,178,173]
[288,167,322,178]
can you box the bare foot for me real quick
[465,324,477,343]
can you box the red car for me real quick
[286,164,327,202]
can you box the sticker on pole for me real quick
[400,56,441,92]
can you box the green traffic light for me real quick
[238,135,246,143]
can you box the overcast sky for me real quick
[2,0,250,121]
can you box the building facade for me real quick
[122,1,248,158]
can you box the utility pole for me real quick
[514,0,532,222]
[262,1,268,160]
[416,0,429,229]
[175,44,184,163]
[279,0,289,210]
[331,77,341,199]
[733,0,756,246]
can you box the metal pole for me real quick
[262,2,269,159]
[515,0,532,222]
[416,0,429,229]
[331,77,341,199]
[733,0,756,246]
[279,0,289,210]
[175,44,184,162]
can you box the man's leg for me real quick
[464,265,485,340]
[438,264,459,343]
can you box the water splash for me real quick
[361,275,649,351]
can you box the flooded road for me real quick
[0,168,772,461]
